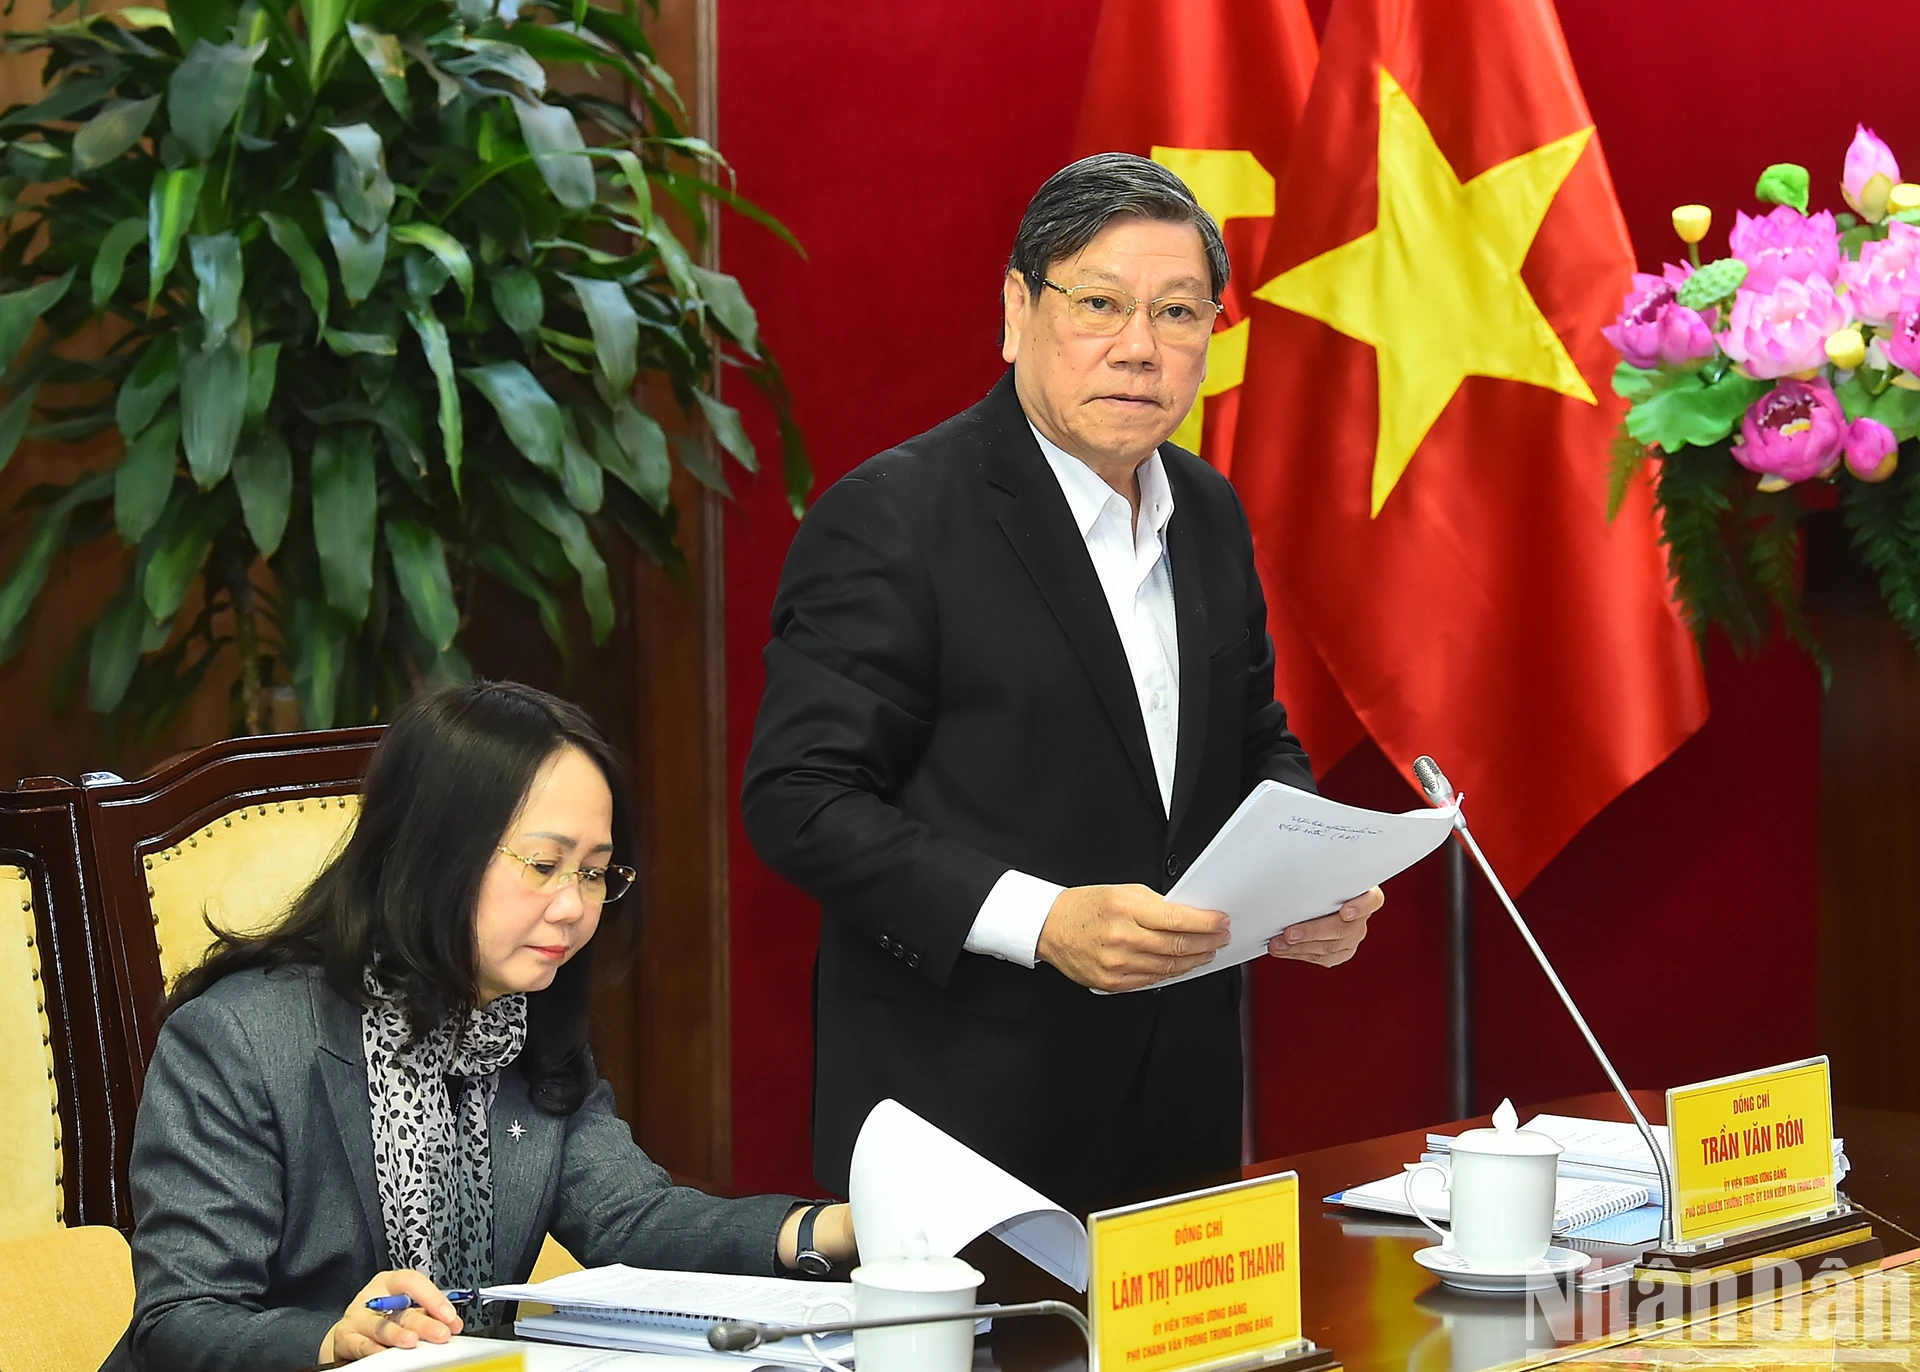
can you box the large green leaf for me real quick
[327,124,395,233]
[606,396,669,509]
[693,389,757,471]
[166,0,238,54]
[461,361,564,476]
[188,233,244,348]
[0,75,114,132]
[385,518,458,651]
[489,267,544,339]
[1624,371,1769,454]
[0,271,73,370]
[315,193,389,305]
[310,424,378,626]
[259,212,330,339]
[167,40,266,162]
[561,421,603,513]
[245,341,280,430]
[297,0,352,82]
[114,407,181,544]
[472,540,568,660]
[391,223,473,313]
[688,264,760,358]
[91,217,147,311]
[324,329,399,356]
[0,472,113,661]
[71,95,161,175]
[510,96,595,211]
[179,324,248,487]
[514,478,613,642]
[347,22,411,120]
[445,39,547,91]
[116,335,180,440]
[147,167,206,302]
[88,574,151,715]
[285,594,346,728]
[564,275,638,392]
[143,490,226,623]
[232,430,291,555]
[0,381,38,475]
[408,310,462,494]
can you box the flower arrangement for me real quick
[1605,127,1920,672]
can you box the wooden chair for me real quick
[80,727,383,1093]
[0,776,126,1233]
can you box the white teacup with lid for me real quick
[1402,1099,1561,1271]
[809,1233,984,1372]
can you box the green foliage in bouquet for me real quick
[0,0,805,741]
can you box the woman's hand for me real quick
[318,1269,463,1363]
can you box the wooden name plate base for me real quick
[1630,1207,1884,1309]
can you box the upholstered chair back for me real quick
[0,779,124,1231]
[0,862,65,1240]
[81,728,384,1109]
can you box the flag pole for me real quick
[1446,843,1474,1119]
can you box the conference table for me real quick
[310,1092,1918,1371]
[960,1091,1920,1372]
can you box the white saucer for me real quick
[1412,1244,1592,1293]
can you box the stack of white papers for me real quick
[1129,780,1457,991]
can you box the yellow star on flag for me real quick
[1254,67,1597,516]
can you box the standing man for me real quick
[742,154,1384,1216]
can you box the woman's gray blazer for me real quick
[112,965,798,1372]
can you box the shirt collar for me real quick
[1028,422,1176,540]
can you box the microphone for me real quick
[1412,755,1678,1249]
[708,1299,1091,1353]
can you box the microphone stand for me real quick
[708,1299,1091,1354]
[1412,756,1678,1251]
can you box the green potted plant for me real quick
[0,0,804,738]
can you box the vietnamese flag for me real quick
[1072,0,1368,769]
[1229,0,1709,889]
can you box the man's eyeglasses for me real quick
[1042,279,1223,346]
[496,846,637,904]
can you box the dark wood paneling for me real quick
[1819,608,1920,1112]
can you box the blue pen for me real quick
[366,1289,478,1314]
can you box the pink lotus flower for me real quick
[1601,264,1717,368]
[1733,379,1847,482]
[1839,221,1920,328]
[1883,298,1920,376]
[1843,416,1899,480]
[1842,126,1901,222]
[1728,205,1842,293]
[1718,275,1852,378]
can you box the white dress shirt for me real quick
[962,424,1181,967]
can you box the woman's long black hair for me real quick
[166,679,638,1114]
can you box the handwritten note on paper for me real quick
[1124,780,1457,992]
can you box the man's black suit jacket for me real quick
[742,371,1316,1212]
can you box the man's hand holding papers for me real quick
[1266,886,1385,968]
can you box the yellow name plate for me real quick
[1667,1056,1839,1248]
[1088,1171,1305,1372]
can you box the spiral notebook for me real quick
[482,1265,858,1366]
[1331,1164,1651,1236]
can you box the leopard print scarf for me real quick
[361,973,528,1292]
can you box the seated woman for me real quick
[114,681,855,1371]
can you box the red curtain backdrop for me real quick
[715,0,1920,1195]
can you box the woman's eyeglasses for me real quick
[496,846,637,904]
